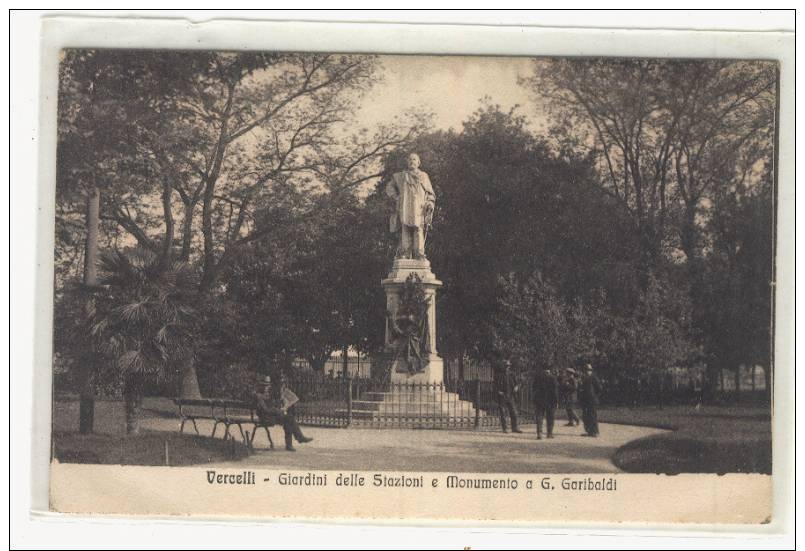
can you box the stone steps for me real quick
[351,402,482,415]
[361,390,466,401]
[340,385,488,423]
[337,408,485,422]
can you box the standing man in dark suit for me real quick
[560,367,581,427]
[532,366,559,439]
[578,363,603,437]
[493,359,522,433]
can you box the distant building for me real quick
[717,364,767,392]
[292,348,372,379]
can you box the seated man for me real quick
[251,375,313,451]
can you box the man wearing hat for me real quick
[559,367,581,427]
[532,366,559,439]
[251,374,313,451]
[578,363,603,437]
[493,358,522,433]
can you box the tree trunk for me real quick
[158,177,174,271]
[83,186,100,286]
[179,357,202,399]
[764,364,772,402]
[702,362,720,405]
[342,345,349,378]
[77,359,95,434]
[734,365,742,403]
[124,391,142,435]
[179,200,196,261]
[78,186,100,434]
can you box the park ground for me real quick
[52,397,771,474]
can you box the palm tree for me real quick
[88,248,197,434]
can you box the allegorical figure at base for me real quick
[386,153,436,259]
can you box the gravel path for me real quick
[144,416,667,473]
[54,398,668,472]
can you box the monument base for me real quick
[383,257,440,284]
[381,257,444,384]
[347,381,488,427]
[389,354,444,384]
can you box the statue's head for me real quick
[406,153,421,170]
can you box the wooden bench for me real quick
[173,398,277,450]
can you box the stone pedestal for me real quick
[381,258,444,384]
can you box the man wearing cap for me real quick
[493,359,522,433]
[532,366,559,439]
[559,367,581,427]
[578,364,603,437]
[251,375,313,451]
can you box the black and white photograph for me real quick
[15,13,793,532]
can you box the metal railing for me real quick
[285,373,532,430]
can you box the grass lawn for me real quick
[595,405,772,474]
[52,396,250,466]
[53,431,250,466]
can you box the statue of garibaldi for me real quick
[385,153,436,259]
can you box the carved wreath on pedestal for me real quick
[386,273,431,376]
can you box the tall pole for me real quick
[79,186,100,434]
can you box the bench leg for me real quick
[235,423,246,443]
[191,418,200,435]
[179,418,187,434]
[248,425,275,450]
[211,420,222,439]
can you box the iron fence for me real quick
[285,372,540,430]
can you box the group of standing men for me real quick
[494,361,602,439]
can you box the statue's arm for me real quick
[385,175,399,199]
[422,173,435,205]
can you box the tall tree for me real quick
[221,185,391,375]
[525,59,684,274]
[525,59,775,275]
[57,50,423,396]
[383,105,638,365]
[699,167,774,399]
[667,60,776,269]
[87,249,198,433]
[524,59,776,400]
[492,273,597,373]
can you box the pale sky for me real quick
[355,55,547,134]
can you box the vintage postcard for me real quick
[38,16,793,529]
